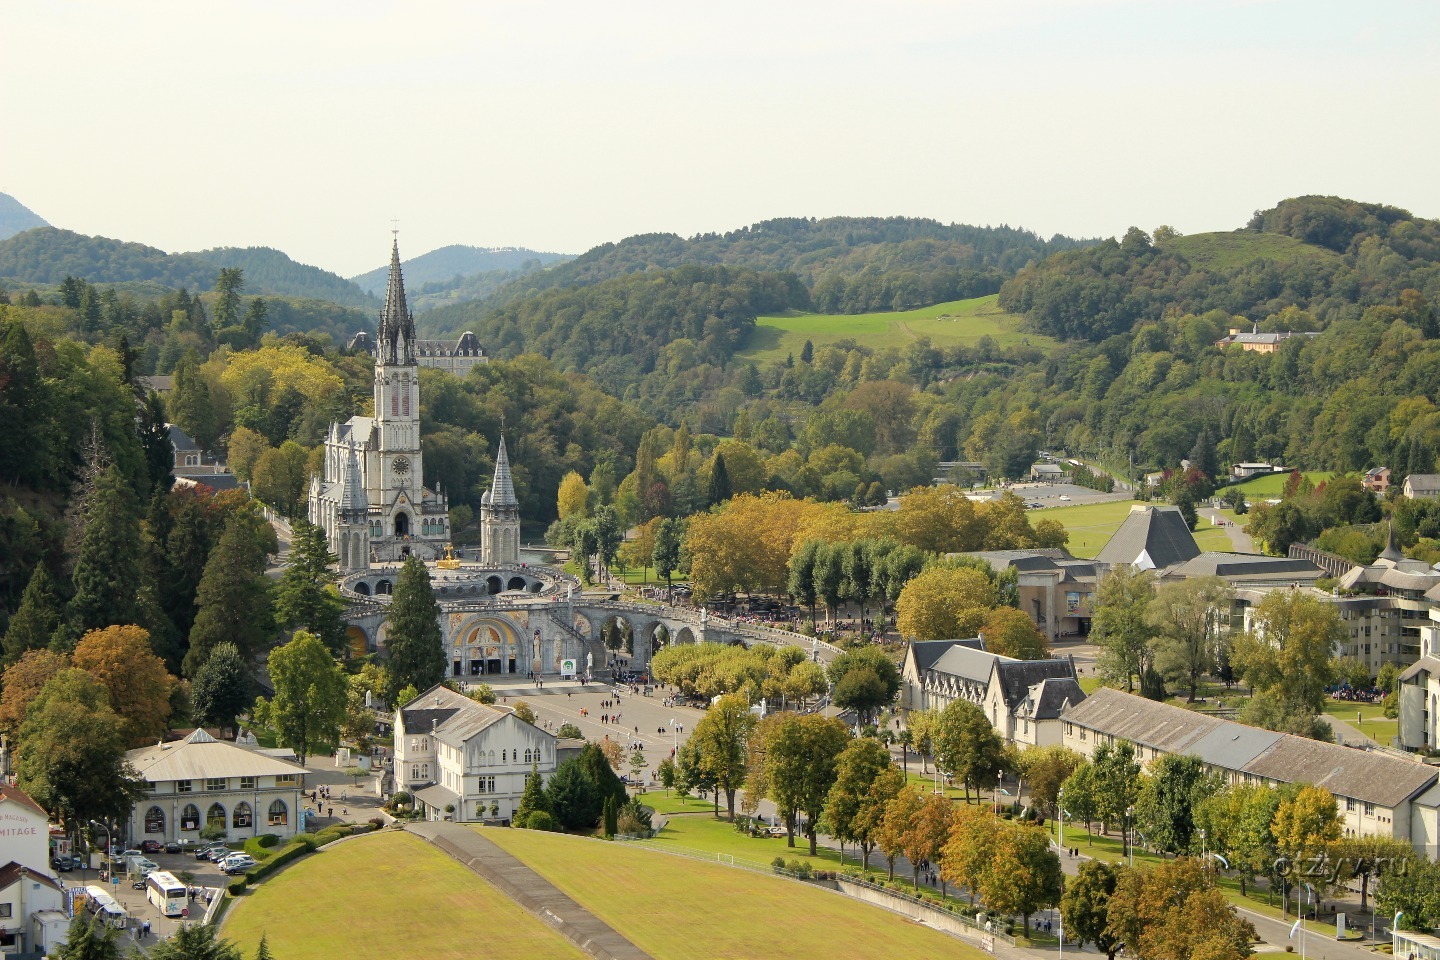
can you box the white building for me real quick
[395,685,558,824]
[125,729,307,845]
[1400,618,1440,754]
[0,785,66,956]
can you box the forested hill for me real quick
[0,228,378,312]
[1000,196,1440,341]
[423,216,1092,338]
[349,244,570,294]
[189,247,378,310]
[0,193,48,241]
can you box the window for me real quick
[1364,803,1376,816]
[181,804,201,832]
[0,904,10,919]
[477,776,496,794]
[233,802,253,829]
[275,775,299,787]
[206,803,226,831]
[177,779,193,793]
[206,778,227,791]
[240,776,257,790]
[144,806,165,835]
[422,764,429,779]
[1345,798,1357,812]
[411,765,420,780]
[268,799,288,826]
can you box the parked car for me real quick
[140,840,163,854]
[131,877,147,890]
[195,843,227,860]
[221,855,256,875]
[119,849,142,859]
[164,840,183,854]
[1058,494,1072,501]
[50,855,75,872]
[205,848,232,862]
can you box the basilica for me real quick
[308,240,520,571]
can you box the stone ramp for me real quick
[407,822,655,960]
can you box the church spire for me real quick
[378,237,414,364]
[489,435,519,507]
[339,439,367,516]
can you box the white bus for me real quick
[145,870,186,917]
[81,886,128,929]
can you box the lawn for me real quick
[482,827,984,960]
[1224,471,1335,500]
[736,294,1053,363]
[1161,231,1343,272]
[1321,697,1398,746]
[223,831,586,960]
[1035,500,1245,559]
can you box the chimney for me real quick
[432,719,438,734]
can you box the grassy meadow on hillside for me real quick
[223,831,586,960]
[1160,231,1344,272]
[1039,500,1240,558]
[737,294,1052,362]
[482,827,983,960]
[1225,471,1335,499]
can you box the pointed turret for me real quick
[378,238,414,364]
[489,435,519,507]
[1378,520,1405,564]
[340,439,368,516]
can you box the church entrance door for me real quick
[395,512,410,537]
[487,658,502,675]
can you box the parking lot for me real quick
[1011,480,1131,508]
[62,846,228,945]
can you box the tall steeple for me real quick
[377,237,414,365]
[339,439,367,516]
[489,435,519,507]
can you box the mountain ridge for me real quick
[0,193,50,241]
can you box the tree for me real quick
[942,802,1002,905]
[907,708,940,774]
[384,555,446,702]
[811,541,844,621]
[146,920,242,960]
[933,699,1006,802]
[557,470,590,521]
[751,712,849,854]
[253,933,274,960]
[1061,860,1122,959]
[546,758,601,830]
[651,518,683,590]
[579,741,628,812]
[213,268,245,331]
[58,912,122,960]
[980,606,1049,660]
[1104,858,1255,960]
[707,451,731,505]
[690,693,756,821]
[515,763,551,827]
[823,738,893,863]
[982,823,1064,936]
[0,648,67,738]
[850,765,906,870]
[1195,783,1280,897]
[904,790,959,893]
[1013,745,1083,819]
[1149,576,1232,702]
[273,519,348,656]
[1231,590,1340,718]
[3,562,61,662]
[17,669,143,827]
[267,630,348,766]
[250,442,310,519]
[875,784,923,881]
[185,509,275,675]
[72,625,177,747]
[67,464,142,639]
[1376,854,1440,933]
[1132,754,1218,857]
[190,641,252,733]
[826,646,901,724]
[1092,740,1142,856]
[512,700,537,725]
[1271,784,1342,868]
[1092,566,1156,692]
[1060,761,1100,842]
[895,566,998,641]
[788,539,821,626]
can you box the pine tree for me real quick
[137,391,173,496]
[185,511,274,675]
[3,563,62,663]
[707,451,731,506]
[0,322,46,487]
[67,465,142,640]
[384,555,445,702]
[274,519,348,656]
[191,641,253,733]
[58,911,120,960]
[800,339,814,364]
[603,794,619,837]
[515,762,550,827]
[253,934,273,960]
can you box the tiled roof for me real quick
[991,658,1078,708]
[1242,736,1436,809]
[1095,506,1200,571]
[1063,687,1222,754]
[1025,678,1085,720]
[126,728,307,782]
[906,638,985,674]
[0,783,47,817]
[399,684,513,747]
[0,861,63,892]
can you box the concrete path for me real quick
[1201,507,1254,552]
[407,821,655,960]
[1319,713,1380,748]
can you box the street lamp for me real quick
[1056,788,1065,851]
[1125,806,1134,866]
[669,719,679,757]
[1199,828,1207,870]
[88,820,112,884]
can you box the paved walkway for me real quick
[407,821,655,960]
[1201,506,1254,552]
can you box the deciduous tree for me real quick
[691,693,756,821]
[933,699,1006,802]
[72,624,176,747]
[982,823,1064,936]
[267,630,347,766]
[823,738,893,862]
[980,606,1050,660]
[895,566,997,642]
[1061,859,1122,959]
[1148,576,1232,702]
[1092,566,1156,692]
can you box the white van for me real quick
[82,885,127,929]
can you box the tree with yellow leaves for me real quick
[557,470,590,521]
[895,566,998,641]
[72,625,177,747]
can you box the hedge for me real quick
[230,824,378,895]
[242,835,281,860]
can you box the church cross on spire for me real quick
[378,236,414,364]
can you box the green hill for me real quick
[0,193,48,241]
[1160,230,1343,271]
[737,294,1052,362]
[189,246,378,310]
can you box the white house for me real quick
[125,729,307,844]
[395,685,559,824]
[0,785,65,956]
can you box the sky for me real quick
[2,0,1439,277]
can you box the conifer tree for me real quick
[185,510,275,675]
[67,465,141,641]
[274,519,348,656]
[515,762,550,827]
[3,563,61,663]
[58,911,120,960]
[384,555,445,702]
[0,322,45,487]
[191,641,253,733]
[137,391,173,496]
[707,451,731,506]
[253,934,273,960]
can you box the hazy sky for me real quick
[3,1,1438,277]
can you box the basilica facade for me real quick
[308,240,520,571]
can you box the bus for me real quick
[81,886,127,929]
[145,870,186,917]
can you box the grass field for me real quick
[1224,471,1335,499]
[736,294,1052,363]
[223,831,586,960]
[1161,231,1343,271]
[1035,500,1245,559]
[1321,697,1398,746]
[482,827,984,960]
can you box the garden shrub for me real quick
[227,878,247,896]
[771,856,787,872]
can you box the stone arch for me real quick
[506,576,527,591]
[354,580,371,596]
[347,626,370,658]
[451,615,527,678]
[486,575,503,595]
[528,580,544,594]
[633,621,670,667]
[395,512,410,537]
[674,626,697,646]
[598,614,634,660]
[375,579,393,595]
